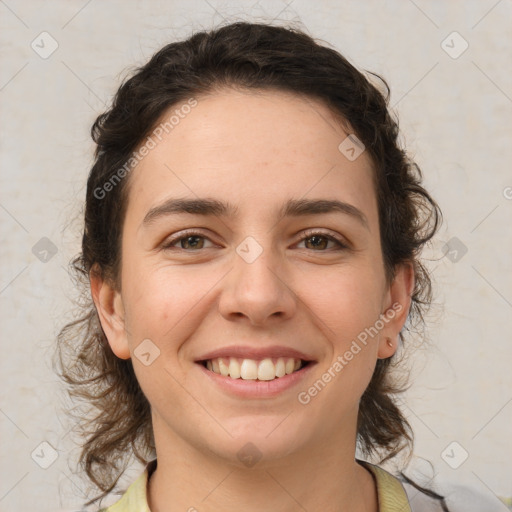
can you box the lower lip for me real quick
[196,362,317,398]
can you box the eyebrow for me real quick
[141,197,369,230]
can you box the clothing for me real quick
[100,458,426,512]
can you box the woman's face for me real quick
[93,89,412,466]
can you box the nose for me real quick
[217,240,297,326]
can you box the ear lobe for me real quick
[377,262,415,359]
[89,266,131,360]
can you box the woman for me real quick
[57,21,450,511]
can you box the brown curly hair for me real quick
[56,20,442,505]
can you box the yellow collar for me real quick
[357,459,412,512]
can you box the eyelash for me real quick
[161,228,349,252]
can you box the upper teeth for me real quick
[205,357,302,380]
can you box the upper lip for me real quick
[195,345,316,362]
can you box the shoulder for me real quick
[400,480,446,512]
[360,459,508,512]
[359,459,445,512]
[401,475,508,512]
[99,460,156,512]
[358,460,412,511]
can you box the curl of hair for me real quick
[55,21,442,504]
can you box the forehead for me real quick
[124,88,376,225]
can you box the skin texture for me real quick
[91,89,414,512]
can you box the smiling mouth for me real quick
[198,357,312,381]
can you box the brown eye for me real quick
[297,230,347,251]
[178,235,205,250]
[162,231,214,251]
[304,235,330,250]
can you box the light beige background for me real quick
[0,0,511,510]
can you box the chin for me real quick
[205,418,309,468]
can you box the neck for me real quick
[147,418,378,512]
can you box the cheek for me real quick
[314,265,385,338]
[310,266,383,393]
[122,267,216,407]
[122,264,218,349]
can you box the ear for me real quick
[377,262,415,359]
[89,265,131,360]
